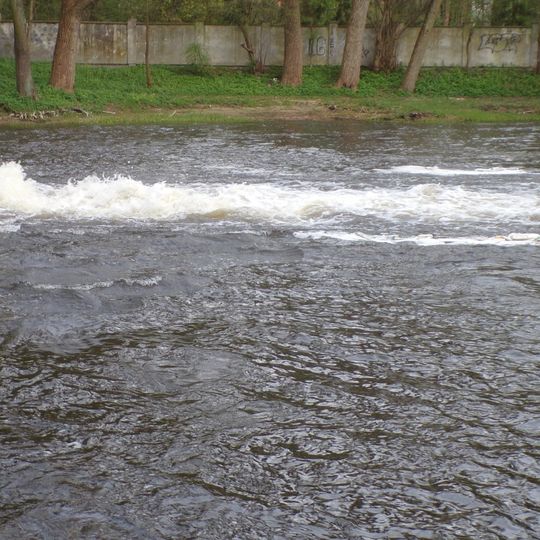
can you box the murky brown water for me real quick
[1,122,539,539]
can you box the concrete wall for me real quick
[469,27,533,67]
[397,27,465,67]
[0,21,537,69]
[79,23,127,64]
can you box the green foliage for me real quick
[415,67,540,97]
[491,0,538,27]
[0,0,230,23]
[369,0,431,28]
[87,0,144,21]
[176,0,214,23]
[185,43,212,75]
[301,0,339,26]
[88,0,227,24]
[221,0,281,26]
[0,59,539,117]
[1,0,538,26]
[0,0,61,20]
[335,0,352,25]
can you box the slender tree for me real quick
[336,0,370,89]
[281,0,303,86]
[536,31,540,75]
[223,0,281,73]
[536,5,540,74]
[459,0,472,25]
[49,0,97,92]
[401,0,442,92]
[443,0,451,25]
[11,0,35,97]
[145,0,152,88]
[372,0,429,72]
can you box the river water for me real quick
[0,122,539,539]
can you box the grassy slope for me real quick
[1,60,539,124]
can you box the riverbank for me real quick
[1,61,539,126]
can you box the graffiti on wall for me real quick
[308,36,370,59]
[479,32,522,53]
[308,36,327,56]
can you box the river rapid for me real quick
[0,122,539,539]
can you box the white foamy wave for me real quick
[1,162,538,223]
[375,165,531,176]
[33,281,115,291]
[295,231,540,247]
[31,275,162,291]
[0,222,21,233]
[120,276,162,287]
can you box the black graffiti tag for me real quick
[479,32,522,53]
[308,36,327,56]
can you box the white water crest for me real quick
[31,275,162,291]
[0,219,21,233]
[1,162,538,223]
[295,231,540,247]
[375,165,532,176]
[33,280,115,291]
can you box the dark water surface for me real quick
[0,123,539,539]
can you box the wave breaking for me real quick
[1,162,538,224]
[294,231,540,247]
[375,165,532,176]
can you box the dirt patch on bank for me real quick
[1,97,539,127]
[184,101,387,121]
[0,100,389,127]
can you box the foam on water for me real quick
[1,162,538,224]
[32,281,115,291]
[375,165,532,176]
[0,221,21,233]
[294,231,540,247]
[31,275,162,291]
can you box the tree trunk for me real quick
[372,0,405,73]
[373,20,403,72]
[239,24,256,71]
[145,1,152,88]
[536,4,540,74]
[443,0,450,25]
[11,0,35,98]
[537,23,540,74]
[281,0,302,86]
[336,0,371,89]
[401,0,442,92]
[50,0,96,92]
[459,0,472,25]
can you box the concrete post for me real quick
[531,24,539,71]
[328,22,339,65]
[127,18,136,65]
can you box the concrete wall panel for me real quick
[30,23,57,60]
[469,27,531,67]
[0,23,13,58]
[304,27,328,66]
[135,24,196,65]
[206,25,244,66]
[79,23,127,64]
[362,28,376,66]
[0,22,536,68]
[398,27,464,67]
[266,26,284,66]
